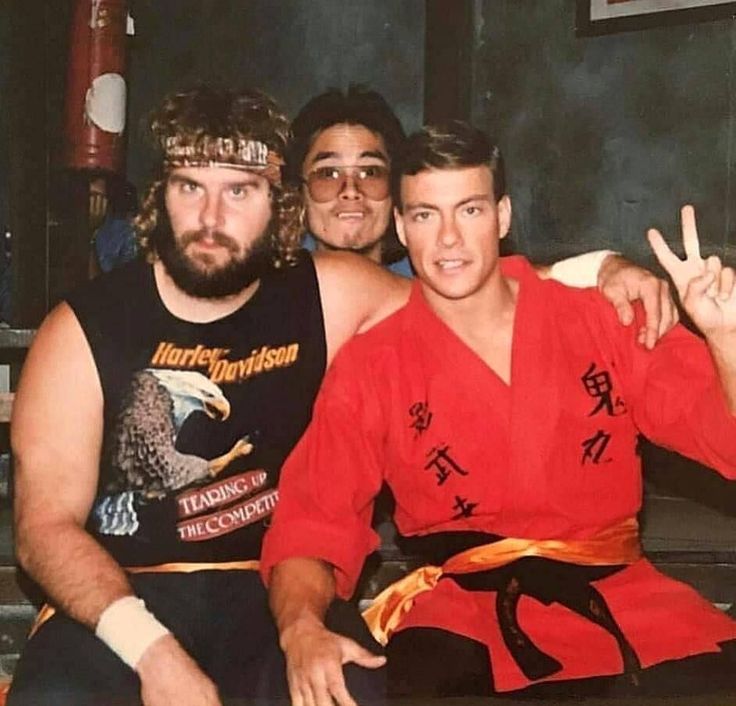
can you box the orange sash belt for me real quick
[362,517,641,646]
[29,559,259,638]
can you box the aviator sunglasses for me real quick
[303,164,390,203]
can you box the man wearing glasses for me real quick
[287,86,411,276]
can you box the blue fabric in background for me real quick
[94,216,138,273]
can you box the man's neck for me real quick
[314,238,382,264]
[423,273,519,382]
[153,260,260,324]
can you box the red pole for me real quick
[64,0,129,175]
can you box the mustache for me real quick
[180,229,239,253]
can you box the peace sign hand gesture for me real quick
[647,205,736,341]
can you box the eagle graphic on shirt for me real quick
[93,369,253,536]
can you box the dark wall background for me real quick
[472,1,736,266]
[6,1,736,321]
[126,0,425,189]
[0,4,9,229]
[6,3,73,325]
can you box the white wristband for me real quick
[96,596,170,669]
[549,249,619,289]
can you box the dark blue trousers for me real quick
[8,571,385,706]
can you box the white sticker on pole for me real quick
[85,73,127,134]
[89,0,104,28]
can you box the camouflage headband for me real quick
[162,135,284,186]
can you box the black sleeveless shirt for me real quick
[66,253,326,566]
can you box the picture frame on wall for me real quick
[576,0,736,35]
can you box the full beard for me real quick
[153,215,273,299]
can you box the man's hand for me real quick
[648,205,736,340]
[597,254,679,349]
[281,617,386,706]
[137,634,221,706]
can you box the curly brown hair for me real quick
[133,85,302,267]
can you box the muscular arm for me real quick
[313,251,410,365]
[270,557,383,706]
[271,557,336,642]
[263,341,387,704]
[269,534,385,706]
[12,303,131,625]
[12,303,219,705]
[648,206,736,417]
[541,250,678,348]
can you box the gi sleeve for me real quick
[609,303,736,478]
[260,341,386,598]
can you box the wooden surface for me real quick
[0,395,13,425]
[0,330,35,350]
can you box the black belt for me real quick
[400,531,641,683]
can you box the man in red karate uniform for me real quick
[262,121,736,704]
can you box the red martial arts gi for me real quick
[262,256,736,692]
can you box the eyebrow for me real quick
[309,149,389,165]
[168,174,196,186]
[224,175,263,188]
[404,194,492,211]
[168,174,263,188]
[403,201,439,212]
